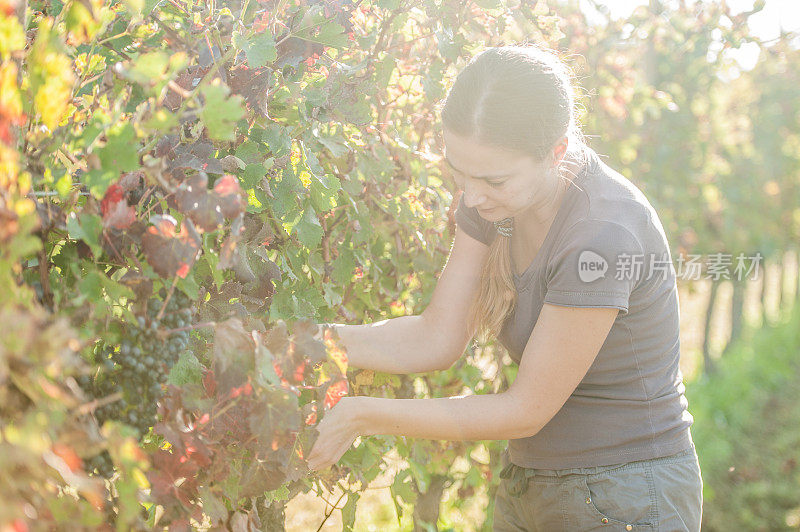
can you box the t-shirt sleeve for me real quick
[454,193,497,246]
[544,219,643,315]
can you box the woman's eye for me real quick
[488,181,506,188]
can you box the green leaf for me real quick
[408,459,430,492]
[315,134,349,157]
[235,140,264,164]
[143,108,178,131]
[101,275,135,303]
[390,469,417,524]
[199,486,228,524]
[55,173,73,199]
[177,269,201,300]
[473,0,502,8]
[242,162,269,188]
[199,81,245,141]
[309,175,340,213]
[261,123,292,158]
[203,249,226,289]
[341,492,360,532]
[88,122,139,197]
[76,270,134,316]
[331,247,355,285]
[78,271,104,302]
[127,51,169,85]
[296,21,348,48]
[122,0,145,16]
[292,207,323,249]
[377,0,402,10]
[304,149,340,211]
[167,351,203,386]
[66,212,103,256]
[75,112,107,149]
[232,30,277,68]
[321,281,342,307]
[263,485,290,504]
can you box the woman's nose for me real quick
[462,182,487,209]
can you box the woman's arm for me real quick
[321,316,449,374]
[358,304,619,440]
[353,393,526,440]
[319,227,489,374]
[307,304,619,470]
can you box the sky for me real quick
[580,0,800,70]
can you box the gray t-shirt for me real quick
[455,147,694,468]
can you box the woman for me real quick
[306,45,703,531]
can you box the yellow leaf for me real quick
[352,369,374,392]
[323,328,348,375]
[132,467,150,489]
[0,62,23,121]
[0,11,26,60]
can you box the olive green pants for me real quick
[492,447,703,531]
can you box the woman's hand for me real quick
[306,396,365,471]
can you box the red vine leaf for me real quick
[212,318,253,383]
[100,183,136,229]
[148,449,200,510]
[323,378,348,409]
[169,141,223,174]
[141,215,201,278]
[213,175,245,219]
[174,174,245,232]
[240,460,286,497]
[227,63,271,116]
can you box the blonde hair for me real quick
[440,45,586,343]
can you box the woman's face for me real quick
[443,129,564,224]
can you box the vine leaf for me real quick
[232,30,277,69]
[87,123,139,197]
[141,215,201,278]
[66,212,103,257]
[100,183,135,229]
[174,174,245,232]
[292,319,327,365]
[148,449,201,511]
[199,81,245,141]
[169,141,223,175]
[323,377,348,409]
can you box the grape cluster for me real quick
[113,290,194,429]
[76,357,124,478]
[79,290,195,477]
[76,357,125,425]
[85,450,114,478]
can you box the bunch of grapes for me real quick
[113,290,194,430]
[76,362,122,478]
[85,450,115,478]
[79,289,195,477]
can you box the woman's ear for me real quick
[551,136,569,167]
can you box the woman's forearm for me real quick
[324,315,453,374]
[353,392,541,441]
